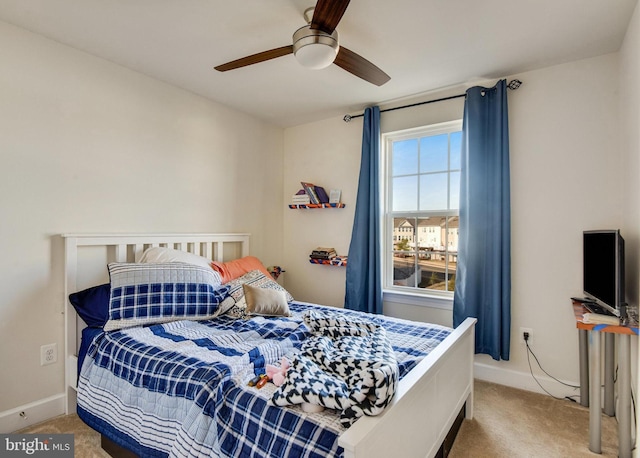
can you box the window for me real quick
[382,120,462,298]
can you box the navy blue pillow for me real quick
[69,283,110,328]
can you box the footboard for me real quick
[339,317,476,458]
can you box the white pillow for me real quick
[139,246,213,269]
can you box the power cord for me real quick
[524,333,580,402]
[632,389,637,452]
[524,334,637,450]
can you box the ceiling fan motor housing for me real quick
[292,25,339,69]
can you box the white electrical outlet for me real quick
[41,343,57,366]
[519,327,533,344]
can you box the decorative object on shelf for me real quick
[267,265,285,281]
[329,189,342,204]
[289,203,345,209]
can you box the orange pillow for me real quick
[210,256,272,283]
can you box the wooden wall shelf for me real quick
[289,203,345,209]
[309,258,347,266]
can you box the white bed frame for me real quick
[63,233,476,458]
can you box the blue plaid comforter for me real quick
[77,302,451,457]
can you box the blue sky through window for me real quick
[392,131,462,212]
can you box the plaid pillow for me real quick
[104,262,229,331]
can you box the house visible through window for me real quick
[382,120,462,297]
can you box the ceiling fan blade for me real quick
[214,45,293,72]
[334,46,390,86]
[310,0,351,34]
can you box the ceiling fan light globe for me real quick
[294,44,338,69]
[292,25,339,69]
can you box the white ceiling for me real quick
[0,0,637,127]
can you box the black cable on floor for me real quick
[526,340,580,388]
[525,339,580,402]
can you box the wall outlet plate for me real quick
[41,343,57,366]
[519,327,533,345]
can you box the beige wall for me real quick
[0,20,284,416]
[621,0,640,316]
[282,116,361,306]
[284,53,625,394]
[618,1,640,445]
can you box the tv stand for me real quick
[572,300,637,457]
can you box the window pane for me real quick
[392,139,418,176]
[450,131,462,170]
[420,134,448,173]
[445,216,459,292]
[409,216,459,292]
[393,218,417,288]
[393,256,418,288]
[449,171,460,210]
[393,176,417,211]
[419,173,447,211]
[393,218,415,252]
[416,217,441,250]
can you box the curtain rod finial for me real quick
[507,79,522,90]
[343,114,352,122]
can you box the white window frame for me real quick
[381,120,462,306]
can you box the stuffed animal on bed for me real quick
[265,357,290,386]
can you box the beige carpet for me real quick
[16,412,109,458]
[449,380,619,457]
[17,380,619,457]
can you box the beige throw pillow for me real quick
[243,283,291,317]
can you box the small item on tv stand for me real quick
[625,304,638,326]
[619,303,629,325]
[571,297,592,303]
[582,312,621,326]
[582,301,616,317]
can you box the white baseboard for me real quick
[0,393,66,433]
[474,362,581,399]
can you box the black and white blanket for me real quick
[271,310,398,426]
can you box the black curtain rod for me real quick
[343,79,522,122]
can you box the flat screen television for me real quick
[583,229,625,317]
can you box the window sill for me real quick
[383,290,453,310]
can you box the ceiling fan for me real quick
[214,0,390,86]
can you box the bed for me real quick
[63,233,476,458]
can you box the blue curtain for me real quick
[453,80,511,361]
[345,106,382,314]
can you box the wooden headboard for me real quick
[62,233,250,414]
